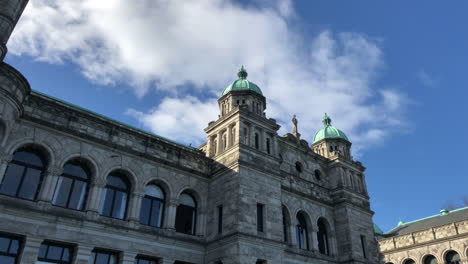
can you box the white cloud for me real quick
[9,0,408,152]
[417,69,439,87]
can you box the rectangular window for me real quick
[0,234,22,264]
[257,203,264,232]
[135,256,159,264]
[360,235,367,259]
[217,205,223,234]
[90,250,118,264]
[37,241,73,264]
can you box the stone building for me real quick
[377,207,468,264]
[0,1,379,263]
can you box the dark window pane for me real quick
[0,237,9,252]
[63,163,89,179]
[139,197,151,225]
[100,189,115,217]
[257,204,264,232]
[0,255,15,264]
[8,239,19,254]
[107,174,128,190]
[46,245,63,260]
[95,252,110,264]
[150,200,163,227]
[18,168,42,200]
[38,243,47,259]
[62,247,71,261]
[14,151,43,167]
[111,191,127,219]
[52,177,73,207]
[175,205,195,234]
[68,180,87,210]
[0,164,24,196]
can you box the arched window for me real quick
[423,255,438,264]
[445,251,461,264]
[175,192,197,235]
[404,259,416,264]
[99,172,130,219]
[0,147,46,200]
[52,159,90,210]
[140,184,165,227]
[296,212,309,250]
[282,205,290,242]
[317,218,330,255]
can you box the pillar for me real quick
[273,136,278,157]
[121,251,137,264]
[227,126,232,148]
[86,183,104,214]
[165,199,178,229]
[289,225,297,247]
[20,236,42,264]
[0,153,12,183]
[37,166,63,203]
[128,191,144,223]
[75,245,94,264]
[310,226,319,253]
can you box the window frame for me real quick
[175,193,197,235]
[0,233,23,264]
[256,203,264,233]
[139,185,165,228]
[52,160,91,211]
[37,241,74,264]
[217,205,223,234]
[100,173,130,220]
[135,255,160,264]
[0,148,46,201]
[90,249,119,264]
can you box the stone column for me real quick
[250,126,255,148]
[20,236,42,264]
[206,136,212,157]
[0,153,12,183]
[165,199,179,229]
[128,191,144,223]
[75,245,94,264]
[289,225,297,247]
[310,226,319,253]
[273,136,278,157]
[38,166,63,203]
[86,183,104,214]
[121,251,137,264]
[197,208,206,237]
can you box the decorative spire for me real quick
[237,65,248,79]
[322,113,332,126]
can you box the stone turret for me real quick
[312,114,352,160]
[0,0,29,61]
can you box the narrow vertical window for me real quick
[296,212,309,250]
[243,128,248,144]
[38,241,73,264]
[317,219,330,255]
[217,205,223,234]
[254,133,259,149]
[266,138,270,154]
[0,234,22,264]
[360,235,367,259]
[257,203,264,232]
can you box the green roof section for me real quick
[221,66,263,96]
[31,90,197,151]
[313,114,349,143]
[374,224,384,235]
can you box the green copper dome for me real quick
[221,66,263,96]
[313,114,349,143]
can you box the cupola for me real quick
[221,66,263,96]
[312,114,352,159]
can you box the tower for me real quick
[312,114,352,160]
[0,0,29,61]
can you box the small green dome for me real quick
[221,66,263,96]
[313,114,349,143]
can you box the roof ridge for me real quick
[30,90,197,151]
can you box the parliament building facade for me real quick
[0,1,379,263]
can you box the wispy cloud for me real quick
[417,69,439,87]
[10,0,408,152]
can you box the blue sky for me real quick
[5,0,468,232]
